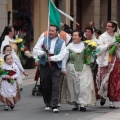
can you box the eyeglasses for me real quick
[106,26,113,27]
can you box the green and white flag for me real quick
[48,0,79,31]
[48,0,61,30]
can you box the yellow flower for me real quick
[85,40,91,43]
[0,58,3,65]
[19,38,23,42]
[21,48,24,51]
[88,42,92,45]
[15,38,23,43]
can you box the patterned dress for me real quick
[96,31,120,101]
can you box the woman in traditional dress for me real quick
[1,26,18,55]
[96,21,120,108]
[0,54,20,110]
[62,30,96,111]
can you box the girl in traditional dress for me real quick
[2,45,28,90]
[0,54,20,110]
[62,30,96,111]
[96,21,120,108]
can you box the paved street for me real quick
[0,68,120,120]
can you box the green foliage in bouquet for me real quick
[109,35,120,54]
[0,58,14,85]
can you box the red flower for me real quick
[24,47,29,51]
[41,44,45,49]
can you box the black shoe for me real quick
[20,88,23,91]
[100,99,106,106]
[110,104,115,109]
[52,107,59,113]
[72,105,79,111]
[10,105,14,109]
[80,107,86,112]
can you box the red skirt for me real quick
[108,58,120,101]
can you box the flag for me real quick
[49,0,80,26]
[49,0,61,30]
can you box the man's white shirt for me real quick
[33,36,66,62]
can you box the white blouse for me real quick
[62,42,85,71]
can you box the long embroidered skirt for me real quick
[108,58,120,101]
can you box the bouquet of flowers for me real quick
[0,58,14,84]
[41,44,51,67]
[84,40,98,65]
[24,51,33,58]
[15,38,24,57]
[109,33,120,54]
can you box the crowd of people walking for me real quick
[33,20,120,113]
[0,20,120,114]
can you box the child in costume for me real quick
[2,45,28,90]
[0,54,21,110]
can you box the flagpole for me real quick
[46,0,51,67]
[47,0,50,50]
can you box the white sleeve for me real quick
[96,36,109,55]
[11,64,20,79]
[50,42,67,61]
[33,37,46,61]
[65,33,71,45]
[14,55,24,72]
[61,48,69,71]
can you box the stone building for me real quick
[0,0,119,47]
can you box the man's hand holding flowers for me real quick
[41,44,51,67]
[41,44,49,60]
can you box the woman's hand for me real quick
[5,75,11,79]
[23,71,28,76]
[115,43,119,48]
[87,55,91,59]
[62,71,67,77]
[107,44,111,50]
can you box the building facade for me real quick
[0,0,119,47]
